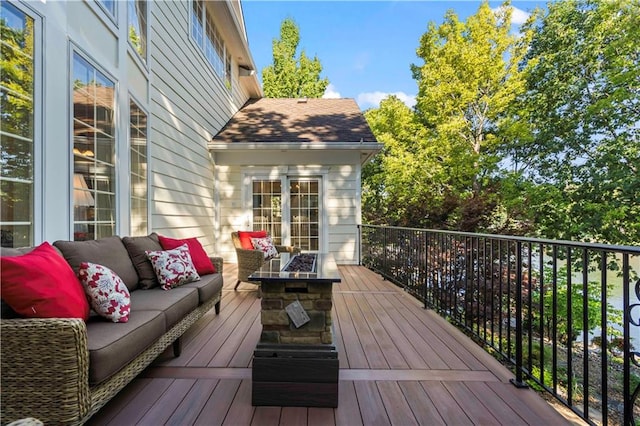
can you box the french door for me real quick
[251,177,321,251]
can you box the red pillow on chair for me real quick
[0,242,90,320]
[158,235,215,275]
[237,230,268,250]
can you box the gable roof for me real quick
[211,98,377,143]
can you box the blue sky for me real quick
[242,1,544,110]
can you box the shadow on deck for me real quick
[87,264,580,425]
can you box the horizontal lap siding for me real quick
[149,2,247,255]
[217,166,244,263]
[327,166,359,264]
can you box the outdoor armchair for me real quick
[231,231,300,290]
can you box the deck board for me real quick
[87,263,576,426]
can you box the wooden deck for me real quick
[87,264,576,426]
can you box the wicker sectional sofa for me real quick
[0,234,223,425]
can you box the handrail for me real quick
[358,224,640,426]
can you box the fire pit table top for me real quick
[247,252,341,283]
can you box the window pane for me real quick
[252,180,282,244]
[0,2,35,247]
[128,0,147,60]
[130,99,147,236]
[73,52,116,241]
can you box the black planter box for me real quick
[252,344,339,407]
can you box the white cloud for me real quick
[322,83,342,99]
[492,6,530,25]
[356,91,416,109]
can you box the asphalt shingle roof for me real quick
[212,98,377,143]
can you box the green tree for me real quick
[412,1,532,193]
[262,18,329,98]
[363,1,532,230]
[363,96,441,226]
[504,0,640,245]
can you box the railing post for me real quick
[357,225,361,266]
[510,241,529,388]
[424,231,428,309]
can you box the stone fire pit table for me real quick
[248,252,341,407]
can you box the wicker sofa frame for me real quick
[231,231,300,289]
[1,258,222,425]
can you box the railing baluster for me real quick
[582,248,589,419]
[567,247,573,407]
[511,241,528,388]
[600,251,608,426]
[552,245,558,394]
[539,243,545,390]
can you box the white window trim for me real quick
[86,0,119,36]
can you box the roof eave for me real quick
[208,141,383,164]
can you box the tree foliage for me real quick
[364,1,530,230]
[262,18,329,98]
[362,0,639,246]
[503,0,640,245]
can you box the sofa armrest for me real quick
[209,256,223,274]
[1,318,91,425]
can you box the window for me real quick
[0,2,36,248]
[72,53,116,241]
[97,0,116,18]
[252,180,282,244]
[129,99,147,236]
[191,0,232,90]
[128,0,147,60]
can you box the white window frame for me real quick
[0,0,43,247]
[128,94,149,236]
[127,0,148,65]
[69,45,119,241]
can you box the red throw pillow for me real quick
[237,230,268,250]
[157,235,215,275]
[1,242,90,320]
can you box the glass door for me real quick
[250,177,321,251]
[289,178,319,251]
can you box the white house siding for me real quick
[149,1,252,255]
[11,0,255,252]
[213,151,363,265]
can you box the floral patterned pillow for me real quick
[78,262,131,323]
[145,244,200,290]
[251,236,279,259]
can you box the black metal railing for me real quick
[358,224,640,426]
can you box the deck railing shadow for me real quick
[359,224,640,426]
